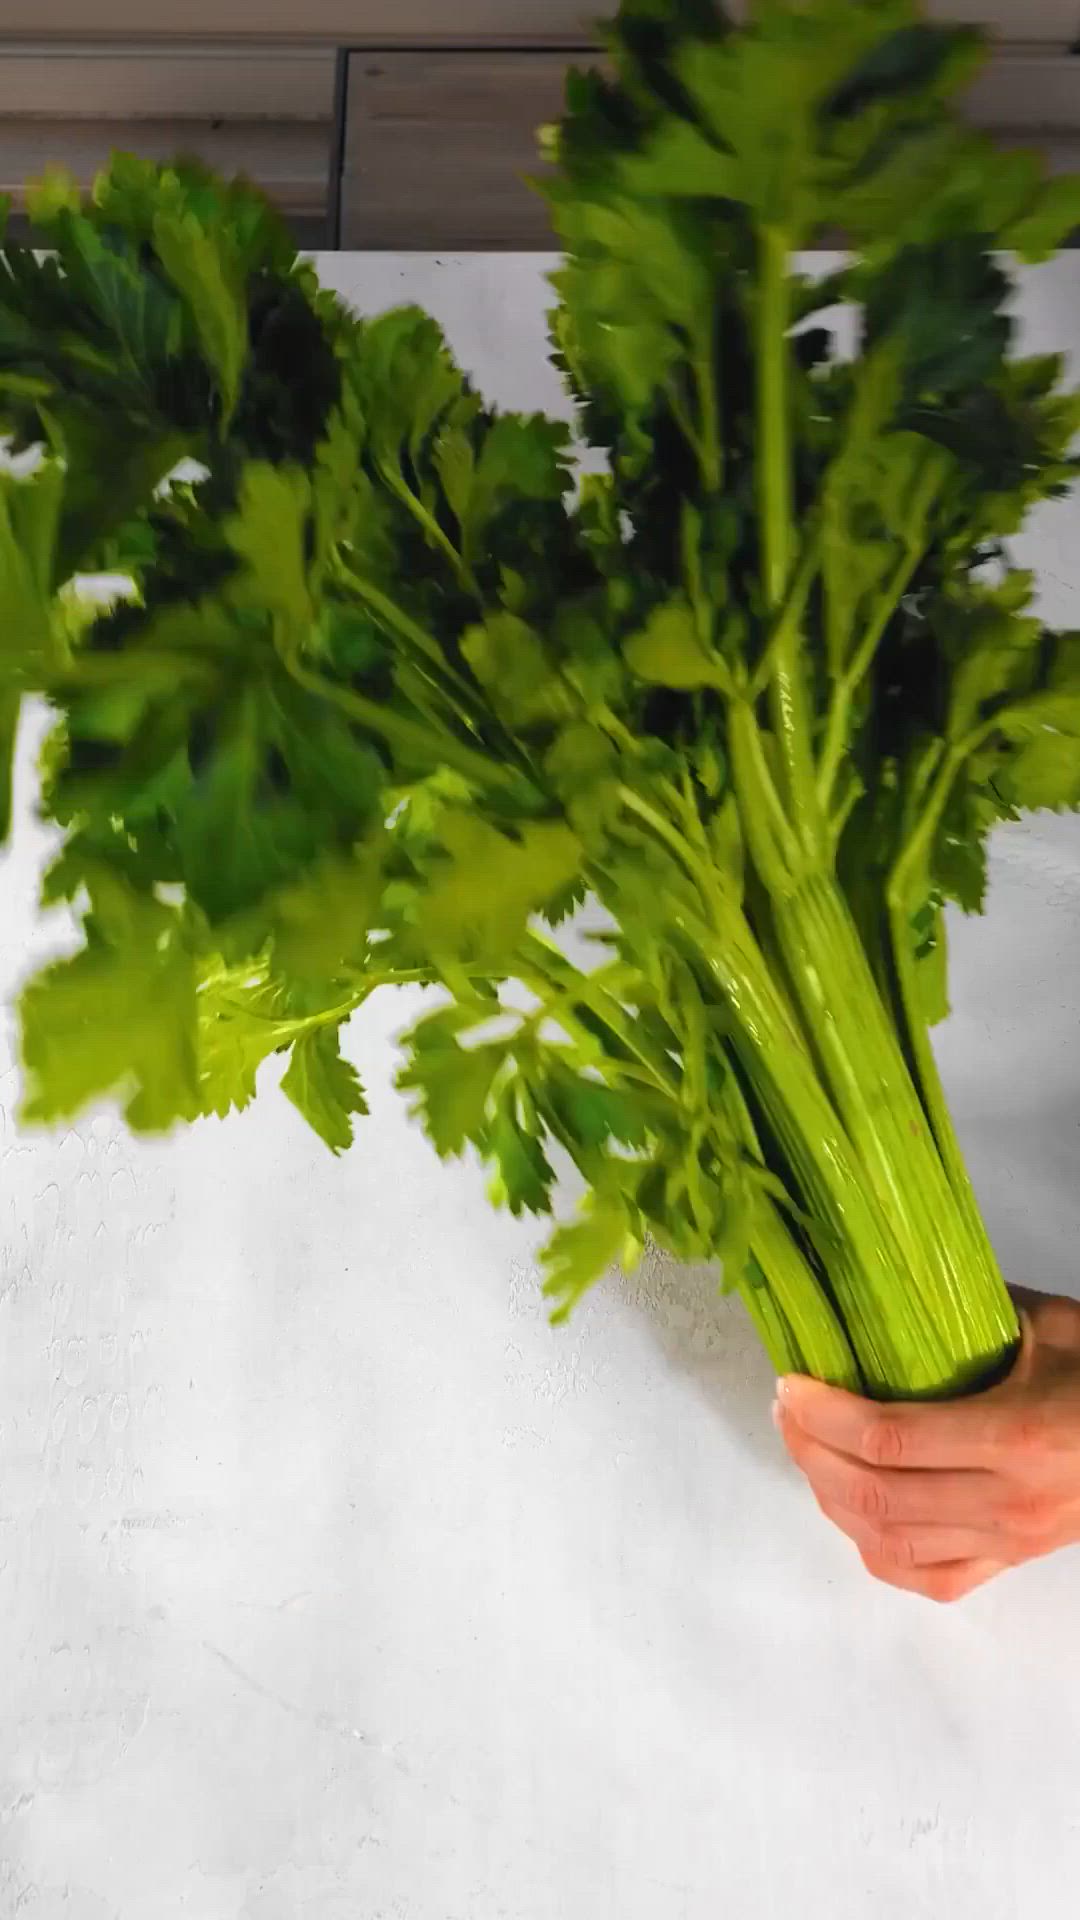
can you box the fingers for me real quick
[1008,1285,1045,1318]
[1014,1292,1080,1357]
[855,1550,1003,1604]
[776,1373,1018,1472]
[780,1418,1002,1528]
[816,1499,1007,1569]
[774,1332,1080,1602]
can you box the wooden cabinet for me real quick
[0,7,1076,252]
[338,36,1080,249]
[0,2,1071,38]
[0,45,336,244]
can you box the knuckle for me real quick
[1002,1487,1051,1538]
[873,1527,916,1571]
[1006,1408,1052,1457]
[1031,1296,1080,1348]
[848,1469,890,1524]
[862,1417,906,1468]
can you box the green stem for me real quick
[670,869,1016,1395]
[889,745,963,918]
[727,699,804,894]
[818,456,945,808]
[610,767,1014,1394]
[749,522,823,700]
[827,772,863,849]
[379,465,481,598]
[886,742,1006,1279]
[742,861,815,1057]
[664,896,943,1394]
[890,718,1001,899]
[664,376,707,473]
[0,686,18,842]
[720,1067,862,1389]
[681,505,714,655]
[757,230,793,613]
[526,915,850,1388]
[286,659,523,796]
[616,784,728,914]
[62,648,214,691]
[525,925,848,1388]
[334,557,481,709]
[530,863,856,1388]
[817,542,923,808]
[769,871,1017,1390]
[670,768,713,862]
[737,1262,805,1378]
[747,1201,862,1390]
[213,990,369,1041]
[885,888,999,1265]
[213,963,499,1035]
[694,318,723,495]
[757,227,822,854]
[522,931,683,1100]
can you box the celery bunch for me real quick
[3,0,1080,1396]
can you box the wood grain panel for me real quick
[0,119,332,217]
[0,46,335,121]
[0,1,597,44]
[341,39,1080,252]
[965,50,1080,132]
[0,1,1067,45]
[341,52,573,250]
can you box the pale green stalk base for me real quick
[668,890,1018,1401]
[769,872,1019,1398]
[748,1199,862,1391]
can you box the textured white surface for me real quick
[1,254,1080,1919]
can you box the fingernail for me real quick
[771,1398,783,1431]
[775,1376,794,1403]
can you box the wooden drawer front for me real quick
[0,119,332,222]
[0,2,595,37]
[340,52,574,250]
[0,2,1070,44]
[0,44,335,119]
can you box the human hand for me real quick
[773,1288,1080,1601]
